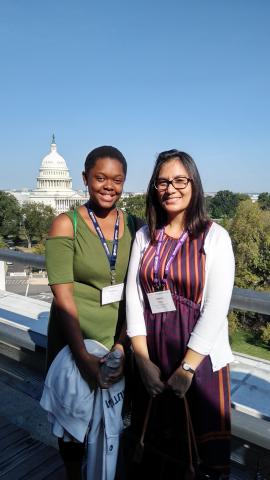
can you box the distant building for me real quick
[204,192,217,198]
[248,193,259,203]
[122,192,144,198]
[7,136,88,215]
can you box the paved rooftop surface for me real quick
[0,290,270,478]
[0,416,64,479]
[0,348,269,479]
[231,352,270,422]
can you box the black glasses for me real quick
[154,176,192,192]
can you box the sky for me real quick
[0,0,269,193]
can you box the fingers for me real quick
[174,391,184,399]
[168,382,189,398]
[106,369,124,379]
[146,381,166,398]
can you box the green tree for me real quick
[118,194,146,219]
[0,191,21,238]
[260,323,270,346]
[229,200,270,289]
[0,235,6,248]
[205,196,213,215]
[208,190,239,219]
[32,242,45,255]
[235,193,250,202]
[256,210,270,288]
[258,192,270,211]
[21,202,55,248]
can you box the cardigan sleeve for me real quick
[126,227,148,337]
[187,225,235,355]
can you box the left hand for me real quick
[99,345,125,387]
[167,366,194,398]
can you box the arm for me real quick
[126,228,147,338]
[167,348,205,398]
[168,226,235,398]
[187,226,235,355]
[126,229,165,396]
[46,214,106,388]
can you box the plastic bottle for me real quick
[100,349,123,383]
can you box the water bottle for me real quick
[100,349,123,383]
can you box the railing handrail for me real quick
[231,286,270,315]
[0,248,45,268]
[0,248,270,314]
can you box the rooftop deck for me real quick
[0,417,64,479]
[0,250,270,479]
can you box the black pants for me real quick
[58,438,85,463]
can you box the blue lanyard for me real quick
[153,228,188,290]
[87,206,120,284]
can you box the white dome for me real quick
[41,141,68,171]
[36,136,73,191]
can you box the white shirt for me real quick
[126,222,235,372]
[40,340,124,480]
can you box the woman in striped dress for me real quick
[126,150,235,479]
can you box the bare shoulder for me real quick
[48,213,74,238]
[77,204,88,220]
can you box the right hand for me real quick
[136,357,165,397]
[76,352,108,389]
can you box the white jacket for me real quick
[40,340,124,480]
[126,222,235,372]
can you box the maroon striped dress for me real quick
[131,226,231,477]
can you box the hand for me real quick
[136,357,165,397]
[167,366,193,398]
[76,352,108,389]
[99,346,125,388]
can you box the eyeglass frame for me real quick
[154,176,192,192]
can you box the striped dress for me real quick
[131,225,231,477]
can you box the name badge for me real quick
[147,290,176,314]
[102,283,124,305]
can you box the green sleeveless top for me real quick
[45,209,137,366]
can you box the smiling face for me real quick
[156,158,192,219]
[83,157,125,210]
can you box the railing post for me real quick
[0,261,6,291]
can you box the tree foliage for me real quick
[207,190,250,219]
[229,200,270,290]
[118,194,146,219]
[258,192,270,211]
[32,242,46,255]
[21,202,55,248]
[0,191,21,238]
[0,235,6,248]
[260,323,270,346]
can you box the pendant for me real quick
[111,270,116,285]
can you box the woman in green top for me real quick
[46,146,137,480]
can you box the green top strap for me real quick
[73,209,77,238]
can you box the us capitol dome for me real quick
[9,136,88,215]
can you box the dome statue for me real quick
[36,135,72,191]
[28,135,88,214]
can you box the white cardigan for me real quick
[40,340,124,480]
[126,222,235,372]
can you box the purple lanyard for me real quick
[87,205,120,284]
[153,228,188,290]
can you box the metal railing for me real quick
[231,287,270,315]
[0,248,45,268]
[1,249,270,462]
[1,248,270,313]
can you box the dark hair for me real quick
[84,146,127,176]
[146,149,209,243]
